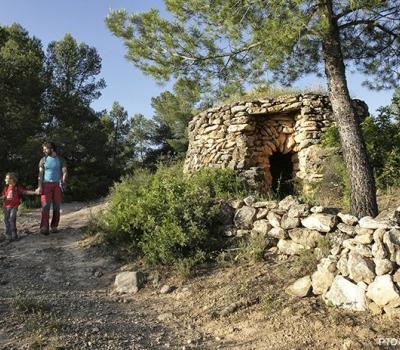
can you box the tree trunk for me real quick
[321,1,378,218]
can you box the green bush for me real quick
[321,90,400,192]
[321,124,341,149]
[99,163,247,270]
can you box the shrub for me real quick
[315,152,351,208]
[99,163,247,270]
[321,89,400,193]
[98,168,152,246]
[233,235,269,264]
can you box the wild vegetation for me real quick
[0,25,198,200]
[3,2,400,349]
[2,2,400,271]
[96,164,248,274]
[318,88,400,208]
[106,0,400,217]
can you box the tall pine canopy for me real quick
[0,24,46,183]
[106,1,400,217]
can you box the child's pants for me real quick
[40,182,62,231]
[4,207,18,238]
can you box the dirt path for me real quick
[2,203,400,350]
[0,203,197,350]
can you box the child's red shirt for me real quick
[2,185,27,208]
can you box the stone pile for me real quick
[184,94,368,193]
[228,195,400,314]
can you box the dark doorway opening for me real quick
[269,152,294,198]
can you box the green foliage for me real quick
[321,124,341,148]
[106,1,399,96]
[313,151,351,209]
[234,234,268,264]
[363,91,400,188]
[99,164,247,270]
[107,0,400,216]
[45,33,105,106]
[0,26,114,200]
[11,294,47,315]
[126,113,158,168]
[11,291,65,350]
[43,34,112,199]
[151,78,201,156]
[0,24,46,186]
[321,89,400,191]
[101,101,130,177]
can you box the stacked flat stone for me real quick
[228,195,400,314]
[184,94,367,193]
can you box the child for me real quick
[0,172,36,241]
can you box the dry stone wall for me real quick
[226,195,400,315]
[184,94,368,194]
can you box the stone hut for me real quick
[184,93,368,196]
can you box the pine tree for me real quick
[107,1,400,217]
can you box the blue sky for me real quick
[0,0,395,117]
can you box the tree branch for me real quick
[339,19,399,38]
[171,41,262,62]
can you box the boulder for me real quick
[353,233,373,245]
[368,302,383,315]
[374,258,393,276]
[338,212,358,226]
[311,256,337,295]
[287,204,311,218]
[311,269,335,295]
[278,195,299,211]
[359,216,389,230]
[256,208,269,219]
[310,206,324,213]
[281,214,300,230]
[337,254,349,276]
[288,228,324,249]
[373,228,386,242]
[267,211,281,228]
[391,206,400,225]
[243,195,255,206]
[354,227,374,236]
[317,256,337,274]
[347,252,375,284]
[285,276,312,297]
[253,201,278,209]
[337,223,356,236]
[268,227,287,240]
[383,231,400,263]
[342,239,372,257]
[366,275,400,306]
[393,269,400,284]
[277,239,305,255]
[301,214,337,233]
[114,271,146,294]
[234,206,257,229]
[371,240,387,259]
[252,219,272,235]
[324,276,367,311]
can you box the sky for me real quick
[0,0,395,117]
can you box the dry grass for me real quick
[10,292,65,349]
[219,84,326,106]
[377,186,400,212]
